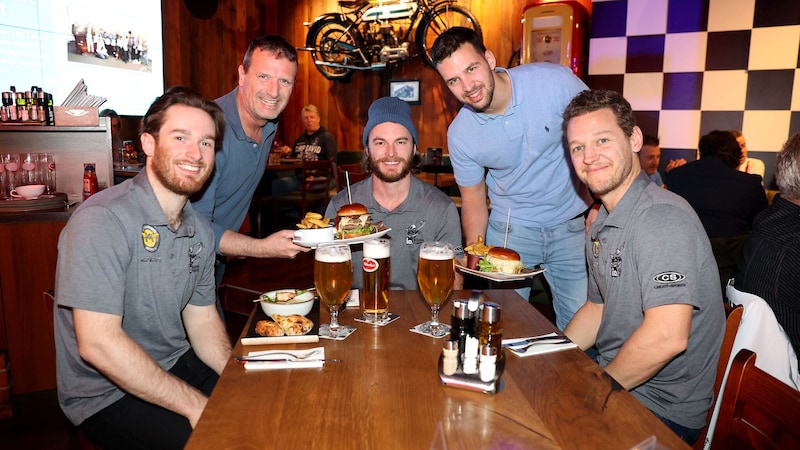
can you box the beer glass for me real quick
[416,241,455,337]
[2,153,19,195]
[360,238,391,323]
[314,243,355,338]
[20,152,38,185]
[38,153,56,194]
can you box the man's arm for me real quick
[458,180,489,245]
[183,304,232,374]
[73,309,209,428]
[218,229,310,259]
[603,303,693,390]
[564,300,603,350]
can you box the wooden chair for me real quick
[336,162,367,191]
[711,349,800,449]
[693,304,743,449]
[272,159,333,225]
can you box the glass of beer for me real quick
[416,241,455,338]
[359,238,391,323]
[315,243,355,338]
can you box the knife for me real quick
[234,356,341,363]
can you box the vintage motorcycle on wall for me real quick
[302,0,482,81]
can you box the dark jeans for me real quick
[80,349,218,450]
[655,414,703,446]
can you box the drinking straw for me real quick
[504,208,511,248]
[346,171,352,204]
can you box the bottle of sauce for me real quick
[478,302,503,358]
[83,163,99,200]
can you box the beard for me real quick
[465,74,495,113]
[150,144,212,196]
[583,157,635,197]
[367,153,413,183]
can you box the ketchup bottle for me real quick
[83,163,99,200]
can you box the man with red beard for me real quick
[324,96,463,290]
[54,87,232,449]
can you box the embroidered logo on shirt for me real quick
[653,272,686,284]
[141,225,160,252]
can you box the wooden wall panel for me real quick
[161,0,591,154]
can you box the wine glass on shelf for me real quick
[315,243,355,338]
[416,241,455,338]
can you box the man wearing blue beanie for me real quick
[325,96,464,292]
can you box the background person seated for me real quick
[667,130,768,294]
[731,130,765,179]
[735,131,800,362]
[272,104,337,196]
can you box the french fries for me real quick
[297,212,332,229]
[464,235,493,257]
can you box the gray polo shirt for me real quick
[587,173,725,429]
[54,171,216,425]
[325,176,463,290]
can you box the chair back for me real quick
[337,163,367,191]
[298,159,332,217]
[693,304,743,449]
[711,349,800,449]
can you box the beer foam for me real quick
[363,241,390,258]
[419,247,454,260]
[315,249,351,263]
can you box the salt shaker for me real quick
[479,344,497,382]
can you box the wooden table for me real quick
[186,290,689,450]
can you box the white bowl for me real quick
[258,289,315,317]
[10,184,45,200]
[293,226,335,244]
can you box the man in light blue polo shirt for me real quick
[431,27,592,329]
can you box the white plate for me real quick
[293,228,391,249]
[455,264,545,282]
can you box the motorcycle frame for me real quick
[302,0,462,71]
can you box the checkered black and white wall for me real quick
[585,0,800,188]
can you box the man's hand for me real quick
[219,229,311,259]
[665,158,687,172]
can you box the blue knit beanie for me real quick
[362,96,418,147]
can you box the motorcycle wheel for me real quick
[306,18,361,81]
[416,4,482,67]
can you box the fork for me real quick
[505,338,570,351]
[235,349,322,361]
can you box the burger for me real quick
[478,247,524,274]
[335,203,376,239]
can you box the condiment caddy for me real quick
[437,291,505,395]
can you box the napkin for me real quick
[242,347,325,370]
[502,333,578,357]
[345,289,359,309]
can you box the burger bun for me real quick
[484,247,524,274]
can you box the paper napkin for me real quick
[409,323,452,339]
[242,347,325,370]
[502,333,578,357]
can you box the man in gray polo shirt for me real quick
[55,87,231,449]
[325,96,463,290]
[562,89,725,446]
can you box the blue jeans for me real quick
[655,414,703,446]
[271,175,301,196]
[487,215,587,330]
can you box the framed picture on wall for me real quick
[389,79,421,104]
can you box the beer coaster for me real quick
[354,313,400,326]
[318,324,357,340]
[409,323,452,339]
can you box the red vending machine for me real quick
[521,1,589,78]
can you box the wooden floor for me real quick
[1,244,554,449]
